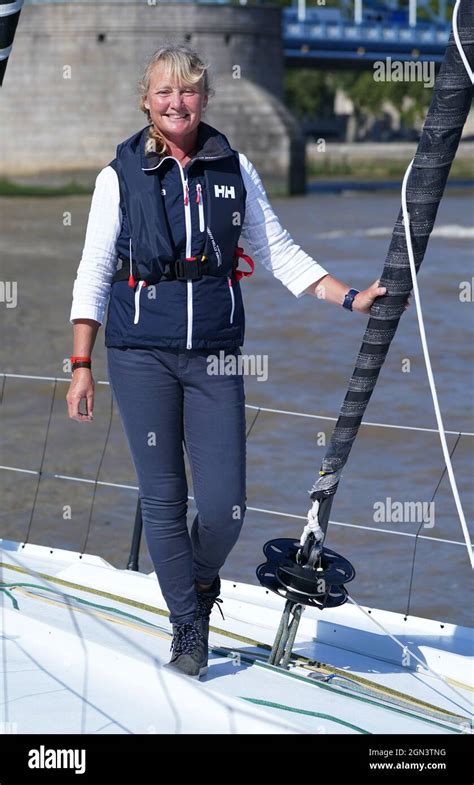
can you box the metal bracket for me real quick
[268,599,305,669]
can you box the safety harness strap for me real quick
[112,247,255,286]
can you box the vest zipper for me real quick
[196,183,205,232]
[228,276,235,324]
[147,156,194,348]
[182,177,193,349]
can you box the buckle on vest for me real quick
[174,256,205,281]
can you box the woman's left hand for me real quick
[353,279,411,314]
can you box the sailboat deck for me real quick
[1,539,472,735]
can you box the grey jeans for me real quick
[107,346,247,624]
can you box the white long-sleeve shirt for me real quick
[69,152,329,325]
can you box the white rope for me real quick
[2,374,473,437]
[297,3,474,558]
[401,160,473,568]
[453,0,474,85]
[300,498,324,547]
[296,3,474,563]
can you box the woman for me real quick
[67,45,389,680]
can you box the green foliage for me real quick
[0,178,92,197]
[333,70,432,126]
[284,67,433,130]
[284,69,336,117]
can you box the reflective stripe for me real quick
[133,280,146,325]
[182,174,193,349]
[183,178,192,257]
[196,183,205,232]
[186,280,193,349]
[228,277,235,324]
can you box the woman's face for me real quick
[144,63,208,143]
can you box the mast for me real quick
[307,0,474,554]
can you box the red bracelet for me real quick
[70,355,91,363]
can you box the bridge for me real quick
[282,0,453,67]
[1,1,455,85]
[0,0,462,192]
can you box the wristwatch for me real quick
[342,288,360,311]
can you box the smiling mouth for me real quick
[164,114,189,118]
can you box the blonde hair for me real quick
[138,45,214,156]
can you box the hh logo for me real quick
[214,184,235,199]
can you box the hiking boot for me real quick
[163,620,207,679]
[195,576,225,665]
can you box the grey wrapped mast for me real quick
[306,0,474,547]
[0,0,24,86]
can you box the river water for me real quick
[0,186,473,627]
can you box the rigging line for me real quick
[246,406,261,440]
[0,461,468,546]
[2,375,473,436]
[80,393,115,557]
[346,594,472,716]
[23,379,58,548]
[404,432,462,618]
[0,466,139,490]
[401,160,474,569]
[246,404,474,437]
[245,508,467,546]
[0,374,5,405]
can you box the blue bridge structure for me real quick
[282,0,453,67]
[0,0,456,87]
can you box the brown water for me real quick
[1,188,473,627]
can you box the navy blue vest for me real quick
[104,122,248,350]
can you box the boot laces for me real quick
[170,622,204,655]
[196,591,225,622]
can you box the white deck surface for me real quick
[1,539,472,735]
